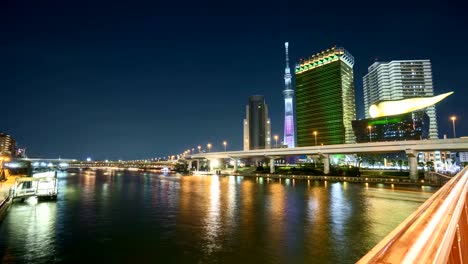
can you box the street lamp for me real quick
[451,116,457,138]
[223,141,227,152]
[198,145,201,153]
[274,135,278,148]
[207,143,212,152]
[313,131,317,146]
[368,125,372,142]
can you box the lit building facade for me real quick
[295,47,356,146]
[352,112,429,143]
[363,60,438,139]
[283,42,295,148]
[243,95,271,150]
[0,133,16,156]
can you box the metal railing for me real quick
[358,166,468,263]
[425,171,455,185]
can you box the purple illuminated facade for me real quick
[283,42,295,148]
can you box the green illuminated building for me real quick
[295,47,356,146]
[351,112,429,143]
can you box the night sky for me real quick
[1,0,467,160]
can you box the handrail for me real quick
[358,166,468,263]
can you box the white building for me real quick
[363,60,438,139]
[460,152,468,163]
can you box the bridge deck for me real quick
[358,166,468,263]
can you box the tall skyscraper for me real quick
[283,42,295,148]
[295,47,356,146]
[243,95,271,150]
[363,60,438,139]
[0,132,16,156]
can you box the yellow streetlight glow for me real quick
[313,131,317,146]
[198,145,201,153]
[274,135,279,148]
[367,125,372,142]
[223,141,227,151]
[450,116,457,138]
[207,143,212,152]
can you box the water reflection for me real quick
[0,171,437,264]
[203,176,221,253]
[1,201,57,263]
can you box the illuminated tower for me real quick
[295,47,356,146]
[283,42,295,148]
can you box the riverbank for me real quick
[226,171,443,187]
[0,175,15,222]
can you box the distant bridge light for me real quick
[5,162,20,168]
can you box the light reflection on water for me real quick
[0,171,436,263]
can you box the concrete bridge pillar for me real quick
[232,158,238,172]
[270,158,275,173]
[321,154,330,175]
[209,159,221,171]
[406,150,418,181]
[196,160,200,171]
[188,160,193,170]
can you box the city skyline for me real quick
[1,1,467,159]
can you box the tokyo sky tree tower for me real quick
[283,42,295,148]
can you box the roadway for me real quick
[188,138,468,180]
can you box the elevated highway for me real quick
[189,138,468,180]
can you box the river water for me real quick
[0,170,436,263]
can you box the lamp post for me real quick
[313,131,317,146]
[207,143,212,152]
[274,135,278,148]
[198,145,201,153]
[368,125,372,142]
[451,116,457,138]
[223,141,227,152]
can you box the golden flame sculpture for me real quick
[369,91,454,118]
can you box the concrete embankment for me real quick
[0,171,15,222]
[231,172,441,187]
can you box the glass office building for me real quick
[295,47,356,146]
[243,95,271,150]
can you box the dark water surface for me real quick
[0,170,436,263]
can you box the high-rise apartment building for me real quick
[0,133,16,156]
[283,42,295,148]
[363,60,438,139]
[295,47,356,146]
[243,95,271,150]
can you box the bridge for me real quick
[358,164,468,263]
[14,158,176,170]
[66,160,176,170]
[188,138,468,180]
